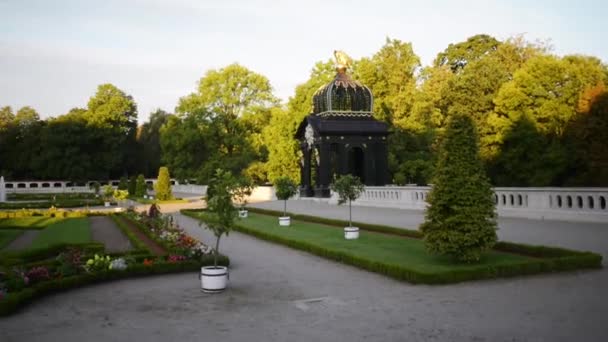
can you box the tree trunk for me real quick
[349,199,352,227]
[283,200,287,217]
[214,234,221,268]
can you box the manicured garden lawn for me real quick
[0,230,23,249]
[28,218,91,249]
[0,217,65,229]
[186,209,601,284]
[237,213,532,273]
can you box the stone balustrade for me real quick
[335,186,608,223]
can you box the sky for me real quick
[1,0,607,123]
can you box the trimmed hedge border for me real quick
[0,213,231,316]
[0,255,229,316]
[109,215,151,253]
[182,209,602,285]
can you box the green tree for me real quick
[421,114,497,262]
[330,175,364,227]
[355,38,420,125]
[154,166,172,200]
[135,174,147,197]
[174,64,278,183]
[274,176,298,217]
[434,34,501,73]
[203,169,239,267]
[264,60,334,184]
[138,109,170,177]
[85,84,138,178]
[128,175,137,195]
[118,176,128,190]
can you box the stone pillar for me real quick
[0,176,6,202]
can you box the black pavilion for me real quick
[295,63,389,198]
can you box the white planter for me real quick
[200,266,228,293]
[104,202,110,207]
[344,226,359,240]
[238,210,248,218]
[279,216,291,226]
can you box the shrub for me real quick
[135,174,147,197]
[274,176,298,217]
[420,114,497,262]
[128,176,137,196]
[330,174,364,227]
[154,167,172,200]
[118,177,128,190]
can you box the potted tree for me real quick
[199,169,238,293]
[330,174,364,239]
[232,177,253,218]
[274,176,298,226]
[102,185,114,207]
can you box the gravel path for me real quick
[3,230,39,251]
[89,216,133,253]
[0,209,606,342]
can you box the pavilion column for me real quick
[315,142,331,197]
[300,145,313,197]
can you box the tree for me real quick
[420,114,497,262]
[118,176,128,190]
[128,175,137,196]
[434,34,501,73]
[355,38,420,125]
[264,60,334,183]
[173,63,278,184]
[204,169,239,267]
[273,177,298,217]
[137,109,170,177]
[330,175,364,227]
[85,84,138,178]
[154,167,172,200]
[135,174,147,197]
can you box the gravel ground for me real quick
[3,230,39,251]
[89,216,133,253]
[0,206,606,342]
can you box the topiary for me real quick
[128,176,137,196]
[420,114,497,262]
[274,177,298,217]
[135,174,147,198]
[154,167,172,201]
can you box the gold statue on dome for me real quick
[333,50,353,72]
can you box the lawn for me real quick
[186,210,602,284]
[234,213,531,273]
[28,218,91,249]
[0,230,23,249]
[0,217,65,229]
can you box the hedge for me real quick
[0,255,229,316]
[182,209,602,285]
[109,215,151,253]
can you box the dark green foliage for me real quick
[118,177,128,190]
[128,176,137,195]
[154,167,172,200]
[421,115,497,262]
[135,174,147,197]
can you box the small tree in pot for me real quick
[200,169,238,293]
[330,174,364,239]
[102,185,114,207]
[232,176,253,218]
[273,176,298,226]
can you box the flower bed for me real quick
[0,207,229,316]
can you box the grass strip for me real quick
[29,218,91,250]
[183,209,602,284]
[0,230,24,249]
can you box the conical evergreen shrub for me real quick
[420,114,497,262]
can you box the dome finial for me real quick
[333,50,352,73]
